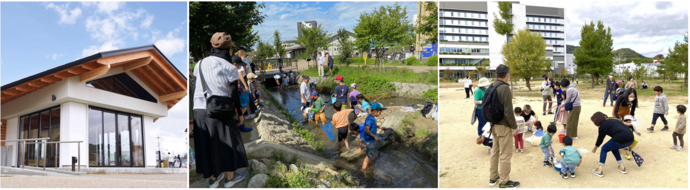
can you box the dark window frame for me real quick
[16,105,60,168]
[88,106,145,167]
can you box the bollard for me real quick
[71,156,77,172]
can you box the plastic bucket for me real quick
[558,134,566,143]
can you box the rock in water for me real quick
[247,174,269,188]
[316,184,328,188]
[320,179,332,187]
[339,128,397,161]
[290,164,299,174]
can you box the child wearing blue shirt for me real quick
[559,136,582,179]
[349,102,388,171]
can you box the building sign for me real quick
[422,41,438,57]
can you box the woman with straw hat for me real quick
[472,78,492,136]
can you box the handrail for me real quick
[3,138,83,172]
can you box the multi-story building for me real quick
[416,1,439,60]
[439,1,565,79]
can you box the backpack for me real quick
[420,102,434,116]
[481,83,507,124]
[615,87,626,99]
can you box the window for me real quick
[18,106,60,167]
[88,107,145,167]
[86,73,157,103]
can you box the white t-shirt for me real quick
[318,56,325,66]
[238,65,246,77]
[193,56,240,110]
[482,123,493,139]
[464,79,472,88]
[300,82,311,103]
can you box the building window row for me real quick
[440,11,487,19]
[441,58,485,65]
[440,35,488,42]
[439,27,488,35]
[545,39,562,45]
[527,16,561,24]
[540,32,562,38]
[440,47,489,54]
[528,24,562,31]
[440,19,488,27]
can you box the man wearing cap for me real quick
[334,75,350,106]
[605,73,616,107]
[300,75,312,109]
[541,74,554,115]
[193,32,249,188]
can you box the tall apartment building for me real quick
[439,1,565,79]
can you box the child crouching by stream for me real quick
[349,102,389,171]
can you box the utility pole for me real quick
[156,136,161,168]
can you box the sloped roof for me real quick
[1,45,187,109]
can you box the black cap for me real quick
[542,74,547,79]
[239,46,248,51]
[231,55,247,66]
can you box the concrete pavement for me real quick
[0,174,187,188]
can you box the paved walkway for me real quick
[0,174,187,188]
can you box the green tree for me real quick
[573,20,614,88]
[256,37,275,60]
[664,34,688,86]
[273,30,286,58]
[417,2,437,45]
[492,1,514,90]
[501,28,550,90]
[189,2,266,62]
[476,59,490,78]
[336,28,355,67]
[294,24,330,66]
[353,3,412,68]
[633,65,647,82]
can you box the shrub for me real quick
[426,55,438,66]
[423,88,438,102]
[405,57,419,66]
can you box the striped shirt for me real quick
[193,56,240,110]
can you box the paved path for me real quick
[1,174,187,188]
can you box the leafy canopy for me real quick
[501,28,550,90]
[573,20,614,88]
[353,3,412,67]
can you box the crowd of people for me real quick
[469,65,687,188]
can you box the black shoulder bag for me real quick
[198,59,236,120]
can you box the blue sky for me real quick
[252,1,419,47]
[1,2,189,156]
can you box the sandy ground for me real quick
[0,174,187,188]
[438,88,688,188]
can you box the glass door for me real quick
[88,107,144,167]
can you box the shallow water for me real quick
[267,86,437,188]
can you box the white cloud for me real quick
[154,28,186,57]
[141,14,154,29]
[48,53,63,60]
[149,96,189,157]
[97,1,125,14]
[44,3,82,25]
[82,40,122,57]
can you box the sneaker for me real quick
[543,113,546,116]
[677,147,684,151]
[544,161,552,167]
[647,127,654,132]
[209,173,225,188]
[570,172,576,178]
[244,114,257,120]
[671,145,679,149]
[603,104,606,107]
[611,105,614,107]
[572,137,578,140]
[499,180,520,188]
[520,149,524,153]
[625,153,631,160]
[239,124,253,132]
[616,166,627,174]
[489,177,500,187]
[516,149,519,153]
[591,169,604,177]
[224,171,247,188]
[548,111,554,115]
[560,172,568,179]
[258,103,265,107]
[661,127,670,131]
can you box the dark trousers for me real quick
[465,88,470,98]
[603,90,614,105]
[673,132,685,147]
[652,113,668,125]
[542,95,553,113]
[469,85,474,95]
[476,108,486,136]
[599,140,631,166]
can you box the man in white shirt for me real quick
[464,76,472,99]
[317,52,325,77]
[300,75,312,109]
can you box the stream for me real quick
[266,86,438,188]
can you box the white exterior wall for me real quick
[3,117,19,166]
[487,1,504,70]
[2,66,169,169]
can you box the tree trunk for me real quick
[591,75,596,88]
[525,77,532,91]
[685,70,688,87]
[507,35,514,94]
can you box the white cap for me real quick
[624,115,634,121]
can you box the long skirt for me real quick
[566,106,581,138]
[193,109,248,178]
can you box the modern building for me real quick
[1,45,187,170]
[439,1,565,79]
[564,53,577,75]
[613,61,661,78]
[416,1,439,59]
[285,31,357,59]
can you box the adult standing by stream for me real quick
[471,78,491,136]
[327,52,334,77]
[560,79,581,139]
[317,52,325,77]
[193,32,248,188]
